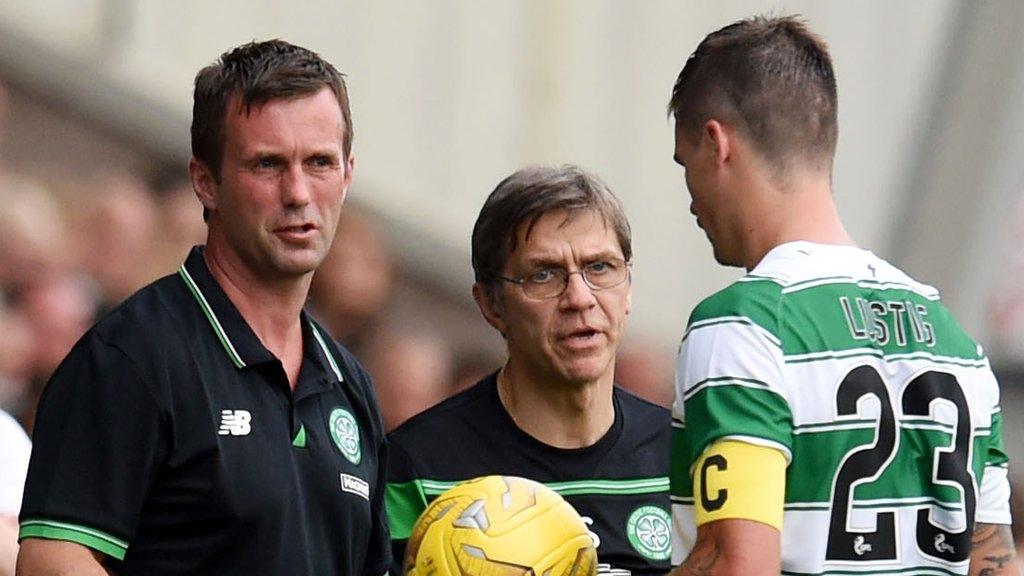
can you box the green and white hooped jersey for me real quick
[670,241,1011,575]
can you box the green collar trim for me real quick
[310,324,344,382]
[177,265,245,369]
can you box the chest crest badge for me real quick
[328,407,362,465]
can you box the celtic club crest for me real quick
[329,407,361,465]
[626,505,672,560]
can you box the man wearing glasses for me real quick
[385,165,672,575]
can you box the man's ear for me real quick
[704,119,732,168]
[189,157,218,212]
[472,282,507,337]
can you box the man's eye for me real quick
[310,156,334,168]
[528,269,558,284]
[586,261,612,275]
[254,158,278,170]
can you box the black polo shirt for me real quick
[20,246,391,575]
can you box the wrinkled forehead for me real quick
[510,208,621,260]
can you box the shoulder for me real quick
[689,277,783,336]
[388,376,497,448]
[614,385,671,421]
[613,386,671,445]
[91,272,191,356]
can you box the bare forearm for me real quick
[969,523,1020,576]
[15,539,111,576]
[669,520,779,576]
[670,534,720,575]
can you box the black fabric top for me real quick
[20,246,391,576]
[387,373,672,575]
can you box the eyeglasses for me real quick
[498,258,631,299]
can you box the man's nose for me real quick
[559,271,597,310]
[282,165,312,206]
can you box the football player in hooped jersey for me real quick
[668,15,1018,576]
[387,165,672,575]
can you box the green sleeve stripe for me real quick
[385,481,429,540]
[19,519,128,560]
[388,474,672,538]
[683,376,777,402]
[986,411,1009,466]
[684,384,793,464]
[416,477,669,497]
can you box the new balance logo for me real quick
[218,410,252,436]
[340,473,369,500]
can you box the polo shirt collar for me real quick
[177,246,347,382]
[177,246,277,368]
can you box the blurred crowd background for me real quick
[3,0,1024,570]
[0,78,674,435]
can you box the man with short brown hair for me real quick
[668,15,1017,576]
[17,40,390,576]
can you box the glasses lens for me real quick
[523,272,567,299]
[584,259,628,289]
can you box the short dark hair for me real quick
[471,165,632,300]
[191,39,353,182]
[669,15,837,175]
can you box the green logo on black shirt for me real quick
[626,505,671,560]
[329,408,361,465]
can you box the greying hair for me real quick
[471,165,632,300]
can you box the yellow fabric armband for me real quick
[693,440,786,530]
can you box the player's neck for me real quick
[203,241,308,386]
[496,363,615,449]
[743,173,855,270]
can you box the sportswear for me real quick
[388,373,672,575]
[671,241,1011,575]
[20,246,391,575]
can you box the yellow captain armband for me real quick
[693,440,786,531]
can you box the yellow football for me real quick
[404,475,597,576]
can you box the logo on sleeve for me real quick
[626,505,672,561]
[328,407,362,464]
[218,410,252,436]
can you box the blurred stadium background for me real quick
[1,0,1023,547]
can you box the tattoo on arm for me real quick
[971,523,1020,576]
[675,533,720,576]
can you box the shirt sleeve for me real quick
[18,333,168,561]
[676,314,792,465]
[976,408,1011,525]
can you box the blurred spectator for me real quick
[18,272,97,382]
[614,339,674,408]
[0,301,33,415]
[0,408,30,576]
[0,178,71,289]
[309,207,395,348]
[451,349,499,396]
[156,179,206,267]
[72,170,160,311]
[363,330,453,432]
